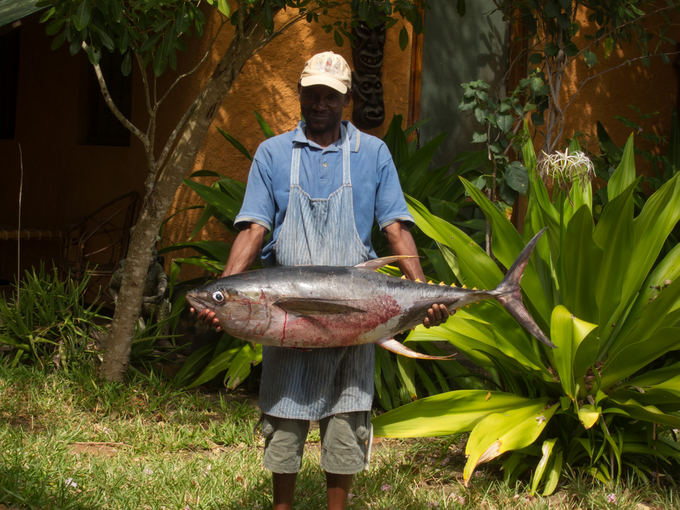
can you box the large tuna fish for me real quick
[186,229,554,360]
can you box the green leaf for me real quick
[399,26,408,51]
[188,344,242,388]
[183,178,243,224]
[263,0,274,32]
[121,52,132,76]
[530,438,556,496]
[161,240,229,264]
[73,1,91,32]
[214,0,231,17]
[607,133,636,201]
[471,132,487,143]
[173,344,215,387]
[497,114,514,133]
[373,390,541,437]
[459,178,551,323]
[592,183,635,340]
[406,194,503,290]
[605,397,680,428]
[577,404,601,429]
[623,363,680,405]
[505,161,528,194]
[254,111,275,138]
[583,50,597,68]
[224,343,261,389]
[217,127,253,161]
[558,207,600,321]
[549,305,597,399]
[626,243,680,332]
[464,401,557,482]
[541,447,563,495]
[39,6,56,23]
[90,23,115,51]
[45,18,64,36]
[334,30,344,47]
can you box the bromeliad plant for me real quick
[372,134,680,494]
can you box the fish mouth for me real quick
[185,291,209,313]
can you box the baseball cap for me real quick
[299,51,352,94]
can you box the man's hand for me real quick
[189,222,267,333]
[382,221,453,329]
[191,307,222,331]
[424,303,450,328]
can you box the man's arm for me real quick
[222,223,268,277]
[192,223,267,329]
[383,221,449,328]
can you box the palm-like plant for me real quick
[372,134,680,494]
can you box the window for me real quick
[0,28,20,139]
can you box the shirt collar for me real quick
[293,120,361,153]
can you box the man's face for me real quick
[298,84,350,137]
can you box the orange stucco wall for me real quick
[163,8,415,258]
[0,8,414,283]
[2,4,678,284]
[536,5,679,167]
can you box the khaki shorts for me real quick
[260,412,372,475]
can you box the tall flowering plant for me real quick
[373,134,680,494]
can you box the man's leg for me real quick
[261,416,309,509]
[326,472,353,510]
[273,472,297,510]
[320,412,372,509]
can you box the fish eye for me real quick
[212,291,225,303]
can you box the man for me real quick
[197,51,447,510]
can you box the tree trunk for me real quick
[100,19,270,381]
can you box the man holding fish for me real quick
[194,51,448,509]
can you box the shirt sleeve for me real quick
[374,141,415,230]
[234,153,275,232]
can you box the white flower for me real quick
[538,148,595,193]
[65,478,78,488]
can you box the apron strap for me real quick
[290,123,352,188]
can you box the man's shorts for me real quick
[260,412,372,475]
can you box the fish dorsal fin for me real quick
[274,298,366,315]
[354,255,419,271]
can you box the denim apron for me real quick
[259,123,375,420]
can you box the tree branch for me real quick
[85,42,149,150]
[155,5,309,179]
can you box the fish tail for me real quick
[492,228,555,348]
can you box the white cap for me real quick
[299,51,352,94]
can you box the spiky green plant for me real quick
[373,133,680,494]
[0,266,107,371]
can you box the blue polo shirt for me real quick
[234,120,413,265]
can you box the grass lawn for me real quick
[0,364,677,509]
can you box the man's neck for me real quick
[305,124,341,148]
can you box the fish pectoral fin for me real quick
[354,255,419,271]
[377,338,456,360]
[274,298,366,315]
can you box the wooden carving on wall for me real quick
[351,20,386,129]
